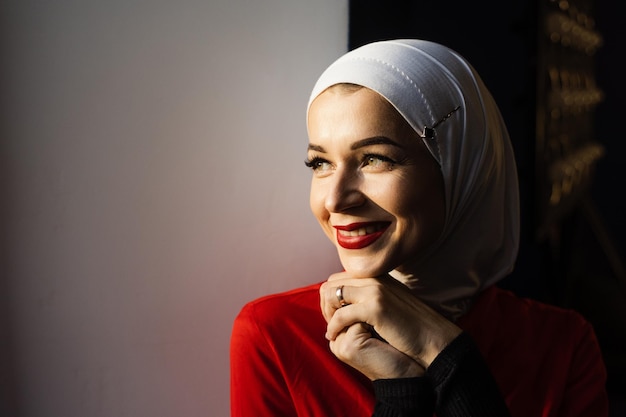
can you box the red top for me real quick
[230,283,608,417]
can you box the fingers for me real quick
[320,273,462,368]
[330,322,425,380]
[319,276,371,322]
[330,322,374,360]
[319,281,349,323]
[324,301,371,341]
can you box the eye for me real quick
[363,154,396,170]
[304,156,332,172]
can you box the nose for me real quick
[323,166,366,213]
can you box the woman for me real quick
[230,39,608,416]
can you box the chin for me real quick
[339,256,391,278]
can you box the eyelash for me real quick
[364,153,396,168]
[304,156,329,170]
[304,154,398,171]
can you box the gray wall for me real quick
[1,1,347,416]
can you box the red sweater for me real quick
[230,283,608,416]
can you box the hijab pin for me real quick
[420,105,461,139]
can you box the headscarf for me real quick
[307,39,520,320]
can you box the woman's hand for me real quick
[330,320,425,380]
[320,272,462,377]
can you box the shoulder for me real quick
[231,281,328,360]
[237,282,322,316]
[467,288,609,415]
[481,285,590,324]
[462,286,597,348]
[233,282,324,332]
[502,287,590,329]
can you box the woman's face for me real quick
[307,86,446,277]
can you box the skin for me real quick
[307,86,462,380]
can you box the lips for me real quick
[334,222,390,249]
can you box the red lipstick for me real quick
[334,222,389,249]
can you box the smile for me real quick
[334,222,390,249]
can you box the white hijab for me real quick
[307,39,520,320]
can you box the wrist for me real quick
[420,326,463,368]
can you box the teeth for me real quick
[339,224,386,237]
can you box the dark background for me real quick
[349,0,625,413]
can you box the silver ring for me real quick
[336,285,347,307]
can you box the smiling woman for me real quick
[306,86,445,279]
[230,39,609,417]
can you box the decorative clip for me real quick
[420,105,461,139]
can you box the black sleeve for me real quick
[372,332,511,417]
[426,332,511,417]
[372,377,435,417]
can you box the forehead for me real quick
[307,86,419,145]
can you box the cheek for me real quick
[400,195,443,233]
[309,182,329,222]
[385,177,445,240]
[309,192,335,242]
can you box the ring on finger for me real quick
[336,285,348,307]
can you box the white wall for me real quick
[0,1,346,416]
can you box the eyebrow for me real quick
[308,136,404,152]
